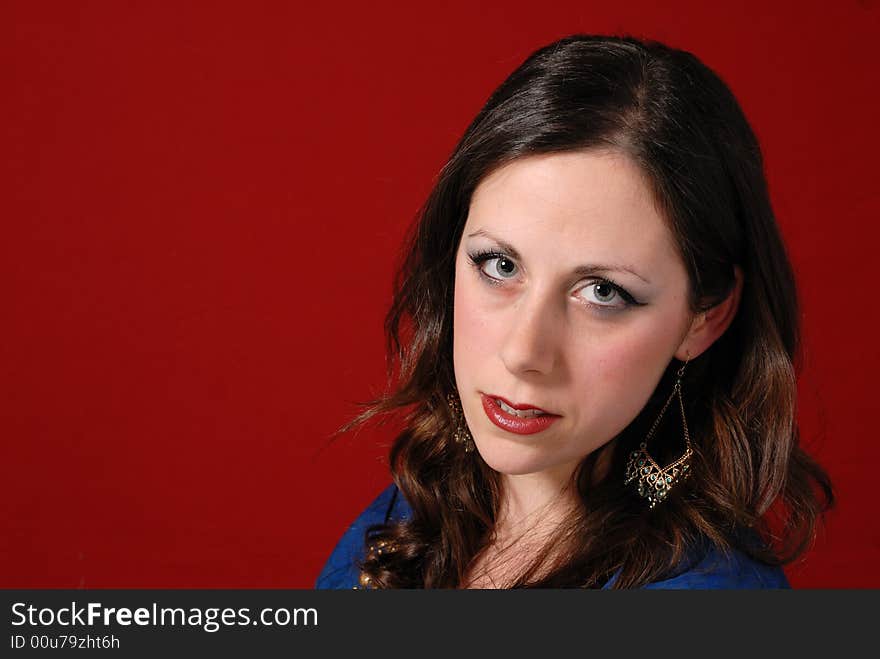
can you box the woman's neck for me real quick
[460,470,577,589]
[494,465,578,545]
[462,446,615,588]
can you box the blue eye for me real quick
[468,251,518,281]
[575,279,639,310]
[483,256,518,279]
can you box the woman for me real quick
[317,34,833,589]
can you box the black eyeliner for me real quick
[590,277,644,307]
[467,249,513,286]
[467,249,506,265]
[466,249,644,308]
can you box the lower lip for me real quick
[480,394,560,435]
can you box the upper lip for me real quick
[485,393,560,416]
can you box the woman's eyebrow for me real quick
[466,228,651,284]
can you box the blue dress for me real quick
[316,484,790,589]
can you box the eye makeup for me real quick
[466,248,646,311]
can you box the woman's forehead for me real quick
[465,151,681,275]
[471,151,659,225]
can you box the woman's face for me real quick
[453,149,695,480]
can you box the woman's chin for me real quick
[472,440,562,477]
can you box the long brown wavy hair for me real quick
[345,34,833,588]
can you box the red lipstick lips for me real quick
[480,393,560,435]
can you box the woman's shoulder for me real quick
[315,483,411,589]
[639,545,790,590]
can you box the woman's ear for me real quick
[675,265,743,361]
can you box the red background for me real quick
[2,0,877,588]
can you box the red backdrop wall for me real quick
[2,0,877,588]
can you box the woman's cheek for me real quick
[581,328,673,401]
[453,270,491,384]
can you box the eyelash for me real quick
[466,249,643,309]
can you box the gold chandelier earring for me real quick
[447,392,475,453]
[625,355,693,509]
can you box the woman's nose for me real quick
[499,290,562,377]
